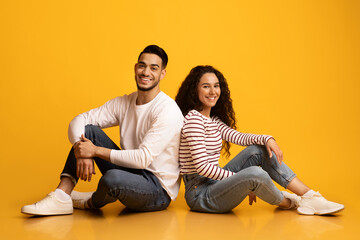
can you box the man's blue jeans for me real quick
[183,145,296,213]
[61,125,171,211]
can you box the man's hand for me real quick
[265,138,283,164]
[73,134,97,182]
[76,158,96,182]
[248,192,257,205]
[74,134,97,159]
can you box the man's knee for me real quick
[84,125,102,138]
[98,169,170,212]
[99,169,124,189]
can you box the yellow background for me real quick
[1,0,359,239]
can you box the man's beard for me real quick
[136,77,160,92]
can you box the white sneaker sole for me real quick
[21,207,73,216]
[297,205,344,215]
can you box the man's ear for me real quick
[160,69,166,80]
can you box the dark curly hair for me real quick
[175,65,237,158]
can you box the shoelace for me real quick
[34,193,55,207]
[302,191,322,199]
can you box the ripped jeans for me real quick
[61,125,171,212]
[183,145,296,213]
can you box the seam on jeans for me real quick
[198,175,282,207]
[224,145,265,172]
[109,186,168,210]
[224,153,256,172]
[284,173,297,189]
[184,178,212,209]
[256,146,296,188]
[267,161,297,188]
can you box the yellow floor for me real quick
[1,1,360,239]
[2,186,360,240]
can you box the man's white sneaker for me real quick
[71,191,94,209]
[280,191,301,209]
[21,192,73,216]
[297,192,344,215]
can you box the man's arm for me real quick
[74,134,111,161]
[72,135,109,181]
[69,96,124,181]
[73,108,182,169]
[68,96,123,144]
[109,104,183,169]
[76,158,96,182]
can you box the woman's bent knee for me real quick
[244,166,272,186]
[245,145,266,157]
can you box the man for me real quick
[21,45,184,215]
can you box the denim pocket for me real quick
[184,174,208,209]
[185,187,197,209]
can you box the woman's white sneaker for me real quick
[297,192,344,215]
[21,192,73,216]
[280,191,301,209]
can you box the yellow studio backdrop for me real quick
[1,0,360,239]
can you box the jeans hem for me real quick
[60,173,77,186]
[284,173,297,189]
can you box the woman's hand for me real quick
[265,138,283,164]
[248,192,257,205]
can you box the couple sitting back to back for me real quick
[21,45,344,217]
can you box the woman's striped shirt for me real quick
[179,110,273,180]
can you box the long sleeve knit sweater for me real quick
[68,91,184,199]
[179,110,272,180]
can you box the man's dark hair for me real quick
[138,45,168,69]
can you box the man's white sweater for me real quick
[68,91,184,199]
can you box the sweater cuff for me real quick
[109,149,117,164]
[264,136,274,144]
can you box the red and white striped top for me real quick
[179,110,272,180]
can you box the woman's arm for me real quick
[215,117,273,146]
[215,117,283,164]
[265,138,283,164]
[183,114,235,180]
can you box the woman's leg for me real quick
[223,145,344,215]
[287,177,311,196]
[223,145,310,195]
[184,166,285,213]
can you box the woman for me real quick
[175,65,344,215]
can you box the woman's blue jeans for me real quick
[61,125,171,212]
[183,145,296,213]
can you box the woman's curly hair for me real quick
[175,65,237,158]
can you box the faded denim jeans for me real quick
[61,125,171,211]
[183,145,296,213]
